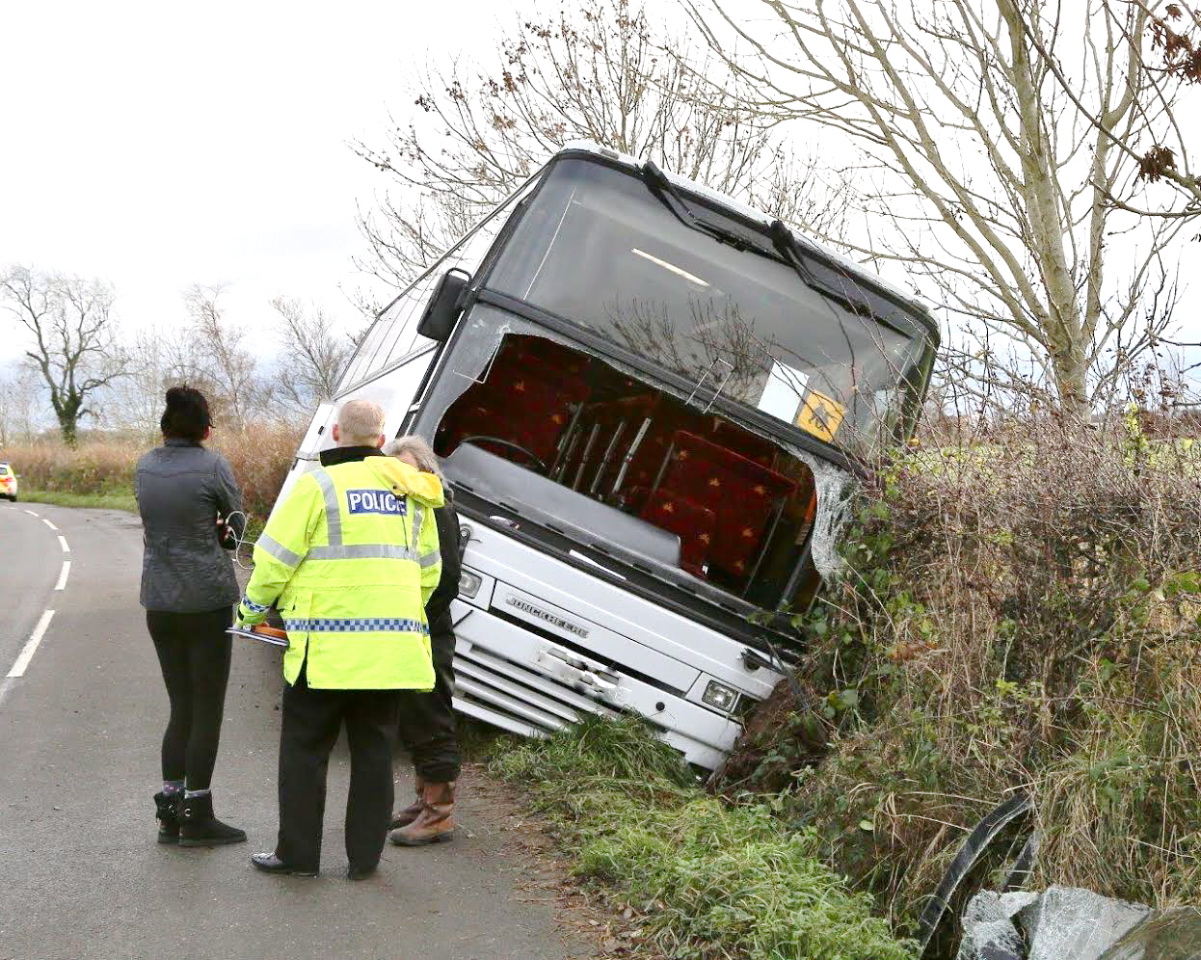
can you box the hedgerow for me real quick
[1,420,304,520]
[714,413,1201,941]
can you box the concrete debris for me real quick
[957,891,1039,960]
[958,886,1151,960]
[1022,886,1151,960]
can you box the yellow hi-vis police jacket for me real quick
[236,455,444,690]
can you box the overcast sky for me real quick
[0,0,510,364]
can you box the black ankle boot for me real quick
[178,793,247,847]
[153,791,182,844]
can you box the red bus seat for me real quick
[642,431,796,580]
[437,337,591,469]
[640,489,716,578]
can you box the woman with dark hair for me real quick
[135,386,246,847]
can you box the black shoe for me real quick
[153,791,181,845]
[346,863,377,881]
[251,852,318,878]
[178,793,247,847]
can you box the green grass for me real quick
[491,715,915,960]
[18,485,137,512]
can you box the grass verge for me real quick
[490,715,914,960]
[18,486,138,512]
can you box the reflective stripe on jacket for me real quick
[238,455,444,690]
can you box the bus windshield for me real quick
[487,157,927,454]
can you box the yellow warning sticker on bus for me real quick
[796,390,845,442]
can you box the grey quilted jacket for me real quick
[135,440,245,613]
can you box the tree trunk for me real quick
[58,411,78,447]
[55,393,83,447]
[1049,344,1090,420]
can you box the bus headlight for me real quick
[459,568,483,600]
[702,680,740,713]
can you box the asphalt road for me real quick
[0,502,593,960]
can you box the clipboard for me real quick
[227,624,290,648]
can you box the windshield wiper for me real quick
[768,220,820,288]
[641,163,908,337]
[640,164,917,367]
[771,221,920,339]
[642,162,845,300]
[771,219,871,315]
[641,161,766,252]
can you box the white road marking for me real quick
[55,561,71,591]
[58,535,70,553]
[42,518,58,531]
[7,610,55,679]
[22,509,39,517]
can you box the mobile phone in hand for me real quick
[216,515,238,550]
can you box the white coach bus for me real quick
[276,144,938,770]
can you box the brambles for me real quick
[215,423,305,520]
[721,415,1201,936]
[1,439,138,496]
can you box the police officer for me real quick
[237,400,443,880]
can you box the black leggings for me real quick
[146,607,233,791]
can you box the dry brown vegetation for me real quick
[715,414,1201,938]
[2,438,140,496]
[213,422,306,521]
[1,420,305,520]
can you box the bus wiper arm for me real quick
[642,163,835,285]
[772,221,919,341]
[770,220,883,323]
[642,161,760,251]
[769,219,821,289]
[642,164,905,336]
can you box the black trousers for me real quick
[396,629,460,783]
[146,606,233,792]
[276,667,402,873]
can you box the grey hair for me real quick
[383,434,444,480]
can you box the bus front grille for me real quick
[452,642,621,740]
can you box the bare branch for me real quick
[0,264,126,445]
[182,284,257,433]
[354,0,841,292]
[690,0,1196,412]
[269,296,354,409]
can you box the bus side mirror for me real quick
[417,269,471,342]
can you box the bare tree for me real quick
[269,296,353,409]
[0,362,43,446]
[105,323,219,438]
[355,0,840,289]
[0,265,127,445]
[691,0,1195,414]
[183,284,257,432]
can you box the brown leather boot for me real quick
[389,777,425,830]
[389,781,456,846]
